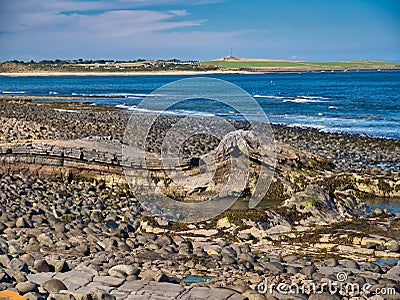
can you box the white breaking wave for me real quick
[53,108,80,113]
[126,106,216,118]
[73,92,163,98]
[284,122,327,130]
[128,107,179,115]
[254,95,286,99]
[1,91,25,94]
[301,96,329,100]
[127,96,144,100]
[329,106,339,109]
[115,104,130,109]
[255,94,329,103]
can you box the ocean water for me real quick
[1,70,399,139]
[365,198,400,214]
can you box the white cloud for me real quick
[0,1,201,33]
[0,0,246,60]
[0,0,208,42]
[65,10,206,38]
[0,0,223,18]
[168,10,189,16]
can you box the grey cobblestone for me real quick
[27,271,246,300]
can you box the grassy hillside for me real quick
[201,59,400,70]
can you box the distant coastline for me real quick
[1,58,399,76]
[1,68,399,77]
[0,70,256,77]
[204,57,400,72]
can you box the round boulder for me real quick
[42,278,67,293]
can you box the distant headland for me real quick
[0,57,399,76]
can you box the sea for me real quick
[1,70,399,139]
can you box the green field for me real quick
[201,60,400,70]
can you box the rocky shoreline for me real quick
[0,98,399,299]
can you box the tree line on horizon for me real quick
[4,58,198,65]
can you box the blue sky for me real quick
[0,0,399,61]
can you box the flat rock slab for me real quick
[94,275,126,287]
[180,286,243,300]
[27,271,246,300]
[137,281,186,298]
[27,272,56,285]
[118,280,148,292]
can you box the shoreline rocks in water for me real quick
[0,99,399,299]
